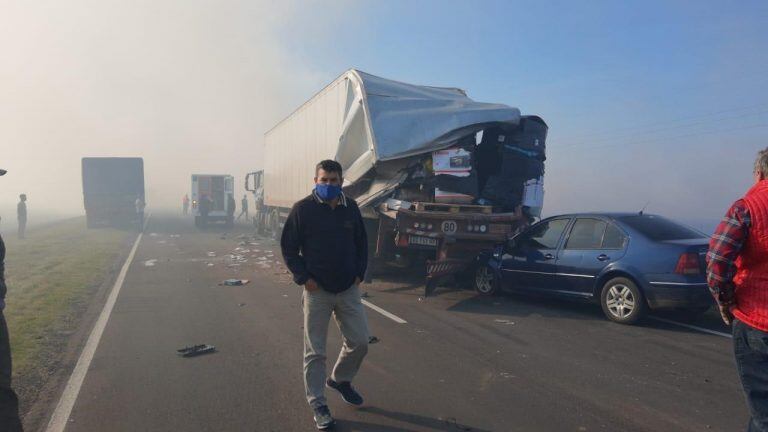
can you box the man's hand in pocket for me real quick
[305,279,320,292]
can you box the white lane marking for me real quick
[362,299,407,324]
[649,316,732,339]
[46,215,149,432]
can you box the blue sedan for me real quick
[474,213,713,324]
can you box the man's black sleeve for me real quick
[280,203,310,285]
[353,203,368,281]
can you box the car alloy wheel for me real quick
[474,266,497,295]
[605,284,635,320]
[600,277,646,324]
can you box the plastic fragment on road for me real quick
[207,263,214,267]
[149,233,159,237]
[221,279,250,286]
[144,259,158,267]
[177,344,216,357]
[368,336,380,344]
[494,319,515,325]
[207,252,217,257]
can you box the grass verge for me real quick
[2,217,130,412]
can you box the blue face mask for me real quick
[315,183,342,201]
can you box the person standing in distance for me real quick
[16,195,26,240]
[281,160,369,431]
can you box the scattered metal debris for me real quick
[177,344,216,357]
[221,279,250,286]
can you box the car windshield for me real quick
[619,215,705,241]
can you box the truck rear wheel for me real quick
[269,210,281,240]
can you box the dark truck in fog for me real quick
[81,157,145,228]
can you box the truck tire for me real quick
[269,210,281,240]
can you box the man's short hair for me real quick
[315,160,343,177]
[756,148,768,177]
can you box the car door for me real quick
[557,218,628,295]
[500,217,571,291]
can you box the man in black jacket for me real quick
[281,160,369,431]
[0,169,24,431]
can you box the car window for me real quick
[565,218,607,249]
[619,215,705,241]
[519,218,569,249]
[602,223,627,249]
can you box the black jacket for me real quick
[0,234,6,302]
[280,192,368,293]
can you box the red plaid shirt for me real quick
[706,199,751,306]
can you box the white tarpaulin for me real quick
[336,70,521,183]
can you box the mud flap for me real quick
[424,259,470,296]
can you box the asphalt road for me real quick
[43,214,748,432]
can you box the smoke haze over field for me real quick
[0,0,355,215]
[1,1,766,233]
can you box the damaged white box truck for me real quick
[248,69,547,294]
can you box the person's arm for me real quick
[352,203,368,283]
[280,203,311,286]
[707,199,749,322]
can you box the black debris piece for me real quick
[177,344,216,357]
[368,336,380,344]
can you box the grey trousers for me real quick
[302,285,369,409]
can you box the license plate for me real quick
[409,235,438,247]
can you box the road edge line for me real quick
[649,316,732,339]
[45,216,148,432]
[362,299,407,324]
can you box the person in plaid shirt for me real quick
[708,147,768,432]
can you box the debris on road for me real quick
[149,233,159,237]
[368,336,380,344]
[207,252,217,257]
[144,259,158,267]
[500,372,516,379]
[169,234,181,238]
[207,263,214,267]
[494,319,515,325]
[361,291,370,298]
[177,344,216,357]
[238,303,246,307]
[221,279,250,286]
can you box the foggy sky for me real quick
[1,1,765,234]
[0,0,353,217]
